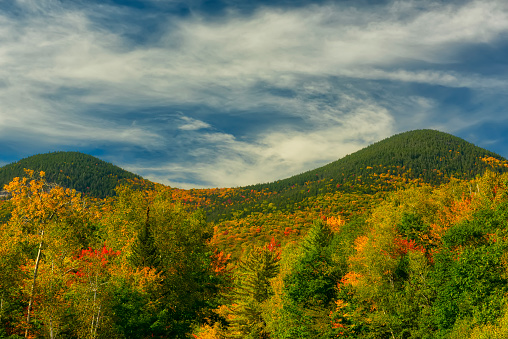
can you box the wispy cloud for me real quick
[178,116,211,131]
[1,0,508,187]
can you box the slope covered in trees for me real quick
[201,129,507,222]
[4,161,508,338]
[163,130,508,255]
[251,129,503,189]
[2,130,508,338]
[0,152,141,198]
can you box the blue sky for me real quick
[1,0,508,188]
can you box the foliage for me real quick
[3,130,508,338]
[202,129,507,223]
[267,220,343,338]
[223,239,280,339]
[101,182,223,338]
[0,172,222,338]
[0,152,141,198]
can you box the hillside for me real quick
[0,151,141,198]
[3,130,508,338]
[250,129,503,188]
[201,129,507,222]
[161,129,508,256]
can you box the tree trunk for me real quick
[49,261,55,339]
[25,230,44,338]
[49,317,54,339]
[93,304,101,339]
[90,274,100,339]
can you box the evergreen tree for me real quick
[130,206,161,271]
[276,220,340,338]
[226,240,280,339]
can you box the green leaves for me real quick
[225,244,280,339]
[433,241,508,331]
[129,207,161,271]
[285,221,336,308]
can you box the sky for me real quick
[1,0,508,188]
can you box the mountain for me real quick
[202,129,508,221]
[1,130,505,214]
[3,130,508,338]
[0,151,141,198]
[250,129,504,189]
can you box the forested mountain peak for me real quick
[0,151,141,198]
[248,129,505,190]
[201,129,507,222]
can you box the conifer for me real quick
[130,206,161,271]
[225,240,280,338]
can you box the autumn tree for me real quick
[65,246,123,339]
[3,170,100,338]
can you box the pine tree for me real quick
[226,239,280,339]
[276,220,340,338]
[130,206,161,270]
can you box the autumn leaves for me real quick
[3,161,508,338]
[0,172,221,338]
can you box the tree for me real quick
[0,228,25,338]
[66,246,122,339]
[225,238,280,339]
[3,170,99,338]
[101,183,222,338]
[432,204,508,335]
[273,219,340,339]
[129,206,161,271]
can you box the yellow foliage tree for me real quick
[4,170,100,338]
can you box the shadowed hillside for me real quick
[0,151,141,198]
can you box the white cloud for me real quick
[3,0,506,114]
[1,0,508,186]
[132,99,394,188]
[178,116,211,130]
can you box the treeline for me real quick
[3,162,508,338]
[0,152,140,198]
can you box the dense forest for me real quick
[200,130,507,222]
[0,152,140,198]
[2,130,508,338]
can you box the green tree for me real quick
[0,234,25,339]
[432,205,508,336]
[225,239,280,339]
[269,220,341,339]
[129,206,161,271]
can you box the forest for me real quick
[0,152,140,199]
[2,130,508,338]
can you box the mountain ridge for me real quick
[1,129,505,203]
